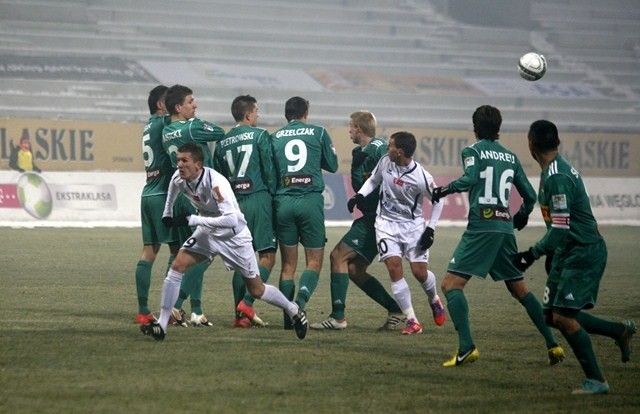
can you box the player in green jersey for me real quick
[160,84,225,327]
[432,105,563,367]
[271,97,339,328]
[514,120,636,395]
[310,111,404,331]
[135,85,175,325]
[213,95,276,328]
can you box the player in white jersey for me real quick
[139,142,308,341]
[348,131,446,334]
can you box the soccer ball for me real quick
[518,52,547,81]
[16,172,53,219]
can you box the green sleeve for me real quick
[531,174,572,258]
[320,129,339,173]
[448,147,479,193]
[191,119,225,144]
[257,130,277,195]
[513,161,536,216]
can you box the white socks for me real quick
[158,269,183,331]
[391,278,416,321]
[421,270,439,303]
[261,284,298,317]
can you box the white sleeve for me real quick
[424,168,443,230]
[357,158,383,197]
[188,214,238,230]
[163,172,180,218]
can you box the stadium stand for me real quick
[0,0,638,132]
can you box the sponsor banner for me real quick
[0,170,140,223]
[0,119,144,171]
[1,119,638,177]
[466,78,603,98]
[309,69,483,95]
[0,171,638,226]
[0,55,157,82]
[139,61,325,91]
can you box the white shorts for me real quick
[375,218,429,263]
[181,226,259,279]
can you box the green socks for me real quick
[329,272,349,320]
[565,327,604,382]
[295,270,319,310]
[576,312,625,338]
[135,260,153,314]
[519,292,558,348]
[360,276,402,314]
[445,289,474,353]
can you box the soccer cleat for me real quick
[140,322,166,341]
[136,313,157,325]
[616,320,636,363]
[571,379,609,395]
[170,308,188,328]
[310,317,347,330]
[548,345,565,366]
[190,313,213,327]
[233,316,252,328]
[401,318,423,335]
[283,311,294,330]
[378,312,407,331]
[443,346,479,367]
[430,297,446,326]
[292,308,308,340]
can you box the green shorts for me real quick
[544,239,607,311]
[274,193,326,248]
[140,194,176,245]
[341,214,378,264]
[447,231,522,281]
[237,191,277,253]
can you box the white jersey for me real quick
[164,167,248,239]
[359,155,443,233]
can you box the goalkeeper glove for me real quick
[347,193,365,213]
[431,186,451,203]
[513,248,536,271]
[419,227,435,251]
[512,211,529,231]
[351,147,368,168]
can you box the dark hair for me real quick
[390,131,416,157]
[528,120,560,152]
[165,84,193,116]
[472,105,502,141]
[231,95,257,122]
[148,85,168,115]
[285,96,309,122]
[177,142,204,164]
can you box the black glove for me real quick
[431,186,451,204]
[162,214,190,228]
[419,227,435,251]
[512,211,529,231]
[544,253,554,275]
[162,216,174,227]
[351,147,368,168]
[347,193,365,213]
[513,248,536,271]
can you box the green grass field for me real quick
[1,226,639,413]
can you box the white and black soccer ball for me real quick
[518,52,547,81]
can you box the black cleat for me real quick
[140,322,166,341]
[292,308,308,340]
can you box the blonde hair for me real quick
[350,111,377,137]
